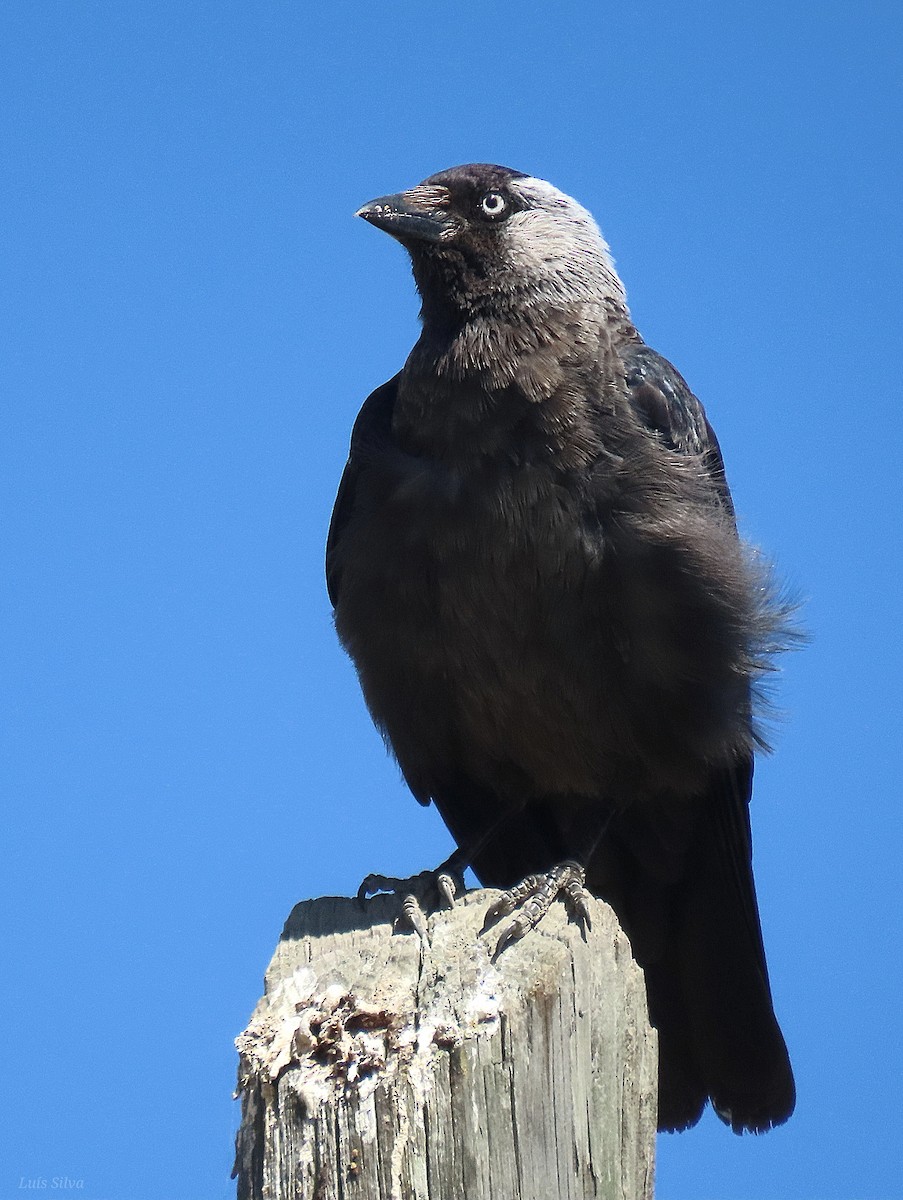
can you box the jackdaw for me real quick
[326,163,795,1134]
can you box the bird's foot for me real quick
[357,855,466,944]
[482,860,592,959]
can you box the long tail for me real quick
[605,763,795,1133]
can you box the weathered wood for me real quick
[234,889,657,1200]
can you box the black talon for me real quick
[355,857,466,922]
[401,894,430,942]
[492,916,531,960]
[486,861,592,956]
[436,871,459,909]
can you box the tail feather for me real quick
[672,774,795,1132]
[594,760,794,1133]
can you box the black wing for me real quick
[617,340,794,1132]
[326,375,399,608]
[622,340,735,519]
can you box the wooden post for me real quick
[234,889,657,1200]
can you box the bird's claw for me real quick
[481,873,546,931]
[436,871,458,909]
[401,894,430,943]
[485,861,591,959]
[357,872,407,907]
[398,874,459,946]
[562,870,593,929]
[356,860,466,931]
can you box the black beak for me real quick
[356,186,456,245]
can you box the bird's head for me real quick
[356,164,626,328]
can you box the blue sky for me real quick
[2,2,901,1197]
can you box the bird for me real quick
[326,163,796,1135]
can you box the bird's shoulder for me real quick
[345,373,399,455]
[619,339,734,515]
[326,374,399,608]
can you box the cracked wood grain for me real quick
[233,889,656,1200]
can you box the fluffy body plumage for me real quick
[327,164,795,1133]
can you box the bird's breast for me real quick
[333,454,619,798]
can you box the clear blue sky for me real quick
[2,2,900,1197]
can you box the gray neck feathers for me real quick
[406,177,631,403]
